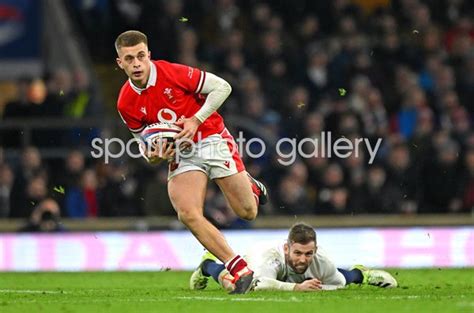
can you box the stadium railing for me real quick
[0,214,472,232]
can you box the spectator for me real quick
[410,107,435,167]
[96,162,141,217]
[0,163,14,218]
[421,138,463,213]
[11,175,49,219]
[353,165,403,214]
[394,87,428,140]
[2,78,47,147]
[462,149,474,212]
[3,78,31,118]
[61,150,85,189]
[9,147,48,217]
[65,169,99,218]
[316,163,348,214]
[304,48,330,101]
[19,198,65,232]
[275,174,313,215]
[283,86,310,138]
[69,69,99,117]
[44,69,72,116]
[385,142,419,214]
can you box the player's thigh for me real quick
[168,170,208,216]
[214,171,255,212]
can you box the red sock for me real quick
[225,255,251,278]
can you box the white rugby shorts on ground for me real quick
[168,128,245,180]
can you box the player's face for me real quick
[116,42,151,88]
[284,241,316,274]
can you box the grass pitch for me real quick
[0,269,472,313]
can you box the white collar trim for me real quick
[129,61,157,94]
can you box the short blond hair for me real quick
[115,30,148,52]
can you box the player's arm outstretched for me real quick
[219,255,323,291]
[253,263,323,291]
[207,263,324,292]
[255,277,321,291]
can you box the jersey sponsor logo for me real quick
[140,106,147,115]
[224,161,230,168]
[157,108,178,123]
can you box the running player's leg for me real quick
[169,170,256,294]
[212,129,267,219]
[168,170,235,263]
[214,171,258,220]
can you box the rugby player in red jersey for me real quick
[115,30,267,294]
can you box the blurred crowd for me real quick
[1,0,473,227]
[0,68,101,148]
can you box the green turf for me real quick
[0,269,473,313]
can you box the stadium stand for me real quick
[0,0,473,228]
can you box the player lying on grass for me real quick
[190,222,398,292]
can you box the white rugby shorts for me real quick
[168,128,245,180]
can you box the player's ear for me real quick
[284,243,289,254]
[148,50,151,59]
[116,57,123,69]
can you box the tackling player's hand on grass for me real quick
[294,278,322,291]
[140,139,175,164]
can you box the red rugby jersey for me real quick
[117,60,225,140]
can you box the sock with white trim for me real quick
[225,255,250,278]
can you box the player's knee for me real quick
[239,204,258,221]
[242,211,257,221]
[177,208,203,225]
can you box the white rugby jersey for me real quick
[244,241,346,291]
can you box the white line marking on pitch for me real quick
[0,289,66,294]
[457,302,474,308]
[175,296,302,302]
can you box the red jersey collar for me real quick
[128,61,157,95]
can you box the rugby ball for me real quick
[140,122,182,146]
